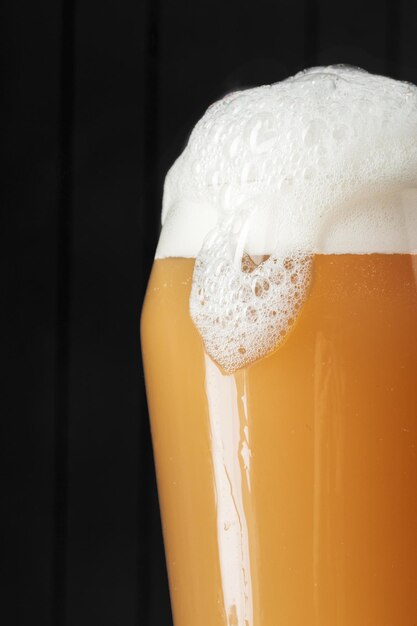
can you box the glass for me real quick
[141,248,417,625]
[141,67,417,625]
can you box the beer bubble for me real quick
[252,279,263,297]
[198,287,205,305]
[214,260,225,276]
[279,176,293,192]
[228,275,240,291]
[302,118,327,147]
[270,268,284,285]
[231,216,243,234]
[245,112,277,154]
[238,285,252,303]
[204,231,217,250]
[303,166,316,180]
[332,124,349,143]
[191,160,202,176]
[240,162,258,183]
[246,306,258,323]
[209,122,225,143]
[225,134,241,159]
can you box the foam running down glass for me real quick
[141,67,417,625]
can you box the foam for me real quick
[155,66,417,371]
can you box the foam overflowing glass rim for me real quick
[155,65,417,371]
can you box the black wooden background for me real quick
[1,0,417,624]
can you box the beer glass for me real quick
[141,67,417,625]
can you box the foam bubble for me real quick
[156,66,417,371]
[190,221,311,371]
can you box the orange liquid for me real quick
[141,254,417,626]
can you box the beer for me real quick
[141,66,417,624]
[142,254,417,625]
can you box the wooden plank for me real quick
[66,1,152,624]
[0,1,63,624]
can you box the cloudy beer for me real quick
[141,67,417,625]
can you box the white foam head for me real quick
[155,66,417,371]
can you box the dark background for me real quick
[1,0,417,624]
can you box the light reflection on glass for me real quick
[205,355,253,626]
